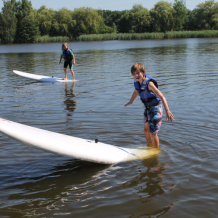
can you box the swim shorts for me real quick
[64,60,73,69]
[144,101,163,134]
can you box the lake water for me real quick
[0,38,218,217]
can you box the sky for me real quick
[0,0,213,11]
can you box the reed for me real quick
[34,30,218,43]
[78,30,218,41]
[34,36,71,43]
[78,32,165,41]
[164,30,218,39]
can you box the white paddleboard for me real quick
[13,70,76,82]
[0,118,159,164]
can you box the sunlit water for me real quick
[0,39,218,217]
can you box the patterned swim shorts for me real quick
[144,101,163,134]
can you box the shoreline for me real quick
[1,30,218,45]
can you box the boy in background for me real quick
[59,43,76,80]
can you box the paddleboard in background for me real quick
[13,70,77,82]
[0,118,159,164]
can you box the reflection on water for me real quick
[1,154,174,218]
[1,38,218,217]
[123,153,176,217]
[1,160,108,216]
[64,82,77,116]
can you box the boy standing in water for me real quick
[59,43,76,80]
[124,63,174,148]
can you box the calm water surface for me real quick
[0,39,218,217]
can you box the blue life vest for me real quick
[63,49,73,61]
[134,75,160,106]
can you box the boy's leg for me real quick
[70,69,75,80]
[64,68,67,80]
[144,122,152,146]
[63,61,68,80]
[144,122,160,148]
[149,132,159,148]
[145,102,163,148]
[69,61,75,80]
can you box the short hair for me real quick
[62,43,69,50]
[131,63,145,75]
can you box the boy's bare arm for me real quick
[59,55,63,64]
[124,89,138,107]
[148,82,174,122]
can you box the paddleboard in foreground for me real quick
[13,70,77,82]
[0,118,159,164]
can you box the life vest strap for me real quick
[140,96,156,104]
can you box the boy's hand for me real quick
[166,110,174,122]
[124,102,132,107]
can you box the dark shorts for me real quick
[64,60,73,69]
[144,101,163,134]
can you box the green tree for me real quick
[184,9,196,30]
[0,0,17,44]
[192,0,218,30]
[212,9,218,29]
[49,19,60,36]
[36,5,55,36]
[49,8,75,37]
[98,24,115,34]
[56,8,73,36]
[131,4,151,32]
[118,11,130,33]
[100,10,125,31]
[71,7,104,37]
[119,4,150,33]
[97,9,119,33]
[150,1,174,32]
[173,0,187,31]
[15,0,39,43]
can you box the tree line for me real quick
[1,0,218,44]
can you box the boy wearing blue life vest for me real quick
[59,43,76,80]
[124,63,174,148]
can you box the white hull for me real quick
[13,70,76,82]
[0,118,159,164]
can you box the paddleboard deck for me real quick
[0,118,159,164]
[13,70,76,82]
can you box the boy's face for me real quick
[132,70,145,82]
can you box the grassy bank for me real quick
[32,30,218,43]
[164,30,218,39]
[34,35,71,43]
[78,32,165,41]
[78,30,218,41]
